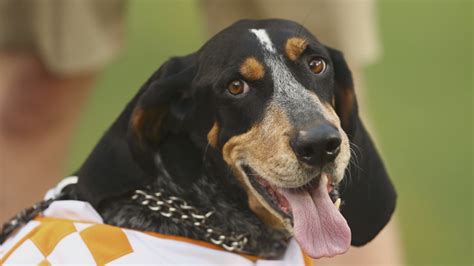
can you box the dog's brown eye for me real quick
[227,80,249,96]
[309,58,326,74]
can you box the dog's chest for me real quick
[0,200,312,265]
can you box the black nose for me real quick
[290,124,342,166]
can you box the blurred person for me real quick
[200,0,404,264]
[0,0,126,222]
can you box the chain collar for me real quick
[131,189,250,253]
[1,186,251,253]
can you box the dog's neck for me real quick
[98,149,288,258]
[75,108,289,258]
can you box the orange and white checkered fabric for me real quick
[0,200,312,265]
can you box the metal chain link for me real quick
[131,189,249,252]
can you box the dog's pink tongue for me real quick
[280,175,351,259]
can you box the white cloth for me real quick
[0,199,311,265]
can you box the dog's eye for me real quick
[308,57,326,74]
[227,80,249,96]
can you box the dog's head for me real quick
[82,19,396,259]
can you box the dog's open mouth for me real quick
[242,164,351,259]
[244,165,341,217]
[243,165,293,217]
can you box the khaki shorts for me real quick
[200,0,381,67]
[0,0,126,75]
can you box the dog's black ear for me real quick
[326,46,397,246]
[127,54,198,174]
[74,54,198,207]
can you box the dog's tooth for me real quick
[334,198,341,210]
[322,174,328,185]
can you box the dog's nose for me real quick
[291,124,342,166]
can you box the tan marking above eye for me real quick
[285,37,308,61]
[239,57,265,80]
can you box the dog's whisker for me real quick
[349,142,361,164]
[342,142,363,188]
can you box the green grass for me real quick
[65,1,473,265]
[366,2,472,264]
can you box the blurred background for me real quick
[1,0,472,265]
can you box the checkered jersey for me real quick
[0,200,313,265]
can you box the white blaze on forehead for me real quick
[250,29,276,53]
[249,28,328,120]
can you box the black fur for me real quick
[72,19,396,258]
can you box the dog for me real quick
[0,19,396,264]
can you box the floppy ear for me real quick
[127,54,198,175]
[74,54,198,207]
[326,46,397,246]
